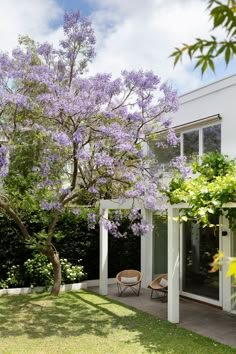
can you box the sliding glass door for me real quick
[232,233,236,310]
[182,221,220,301]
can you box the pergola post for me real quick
[99,208,108,295]
[221,214,231,312]
[168,206,180,323]
[141,209,153,288]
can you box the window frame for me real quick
[178,121,221,158]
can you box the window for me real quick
[203,124,221,154]
[183,130,199,162]
[151,121,221,173]
[150,133,180,173]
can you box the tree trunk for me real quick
[46,248,62,296]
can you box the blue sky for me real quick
[56,0,95,15]
[0,0,235,95]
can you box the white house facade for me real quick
[99,74,236,323]
[153,74,236,321]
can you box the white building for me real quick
[99,74,236,323]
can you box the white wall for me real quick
[172,74,236,158]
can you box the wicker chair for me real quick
[116,269,142,296]
[148,274,168,300]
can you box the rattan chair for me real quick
[116,269,142,296]
[148,274,168,300]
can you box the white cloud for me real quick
[0,0,63,52]
[88,0,236,94]
[0,0,235,94]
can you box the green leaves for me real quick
[167,153,236,227]
[171,0,236,74]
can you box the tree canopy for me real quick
[0,11,178,294]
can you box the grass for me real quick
[0,290,236,354]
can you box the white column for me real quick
[141,209,153,288]
[168,206,180,323]
[221,215,231,312]
[99,208,108,295]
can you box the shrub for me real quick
[24,253,87,287]
[0,265,24,289]
[0,209,140,286]
[60,258,87,284]
[24,253,54,287]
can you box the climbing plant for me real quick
[167,152,236,279]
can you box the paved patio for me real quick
[89,284,236,349]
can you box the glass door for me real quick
[182,220,220,302]
[152,215,167,278]
[232,233,236,310]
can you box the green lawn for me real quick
[0,290,235,354]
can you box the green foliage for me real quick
[167,152,236,226]
[60,258,87,284]
[23,253,86,288]
[24,253,54,287]
[55,209,140,280]
[192,152,235,180]
[0,252,87,289]
[170,0,236,74]
[0,209,140,287]
[4,129,66,215]
[0,265,24,289]
[0,212,32,281]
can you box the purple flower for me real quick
[95,153,114,168]
[37,43,53,56]
[131,221,152,236]
[52,132,71,147]
[167,129,180,146]
[88,186,99,194]
[40,163,50,177]
[40,201,62,211]
[97,177,107,184]
[73,127,86,144]
[128,209,141,222]
[145,195,157,210]
[72,208,81,215]
[76,149,91,161]
[171,156,192,178]
[125,182,145,198]
[88,212,97,229]
[159,83,179,113]
[0,146,9,177]
[60,188,70,196]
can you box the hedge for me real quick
[0,210,140,286]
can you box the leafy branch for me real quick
[170,0,236,74]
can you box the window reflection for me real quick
[150,133,180,172]
[151,123,221,173]
[203,124,221,153]
[183,220,219,300]
[183,130,199,157]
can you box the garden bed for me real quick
[0,281,87,295]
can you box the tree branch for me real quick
[0,199,31,241]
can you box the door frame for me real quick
[179,217,224,307]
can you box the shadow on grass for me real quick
[0,290,235,353]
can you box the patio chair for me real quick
[116,269,142,296]
[148,274,168,301]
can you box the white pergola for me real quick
[99,199,235,324]
[99,198,153,294]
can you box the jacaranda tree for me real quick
[0,11,178,295]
